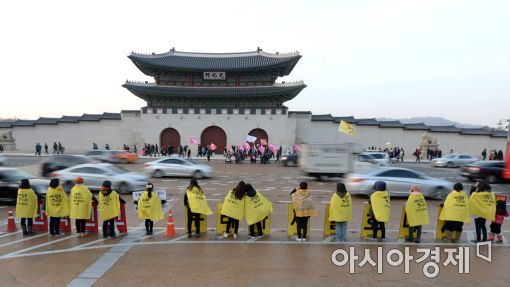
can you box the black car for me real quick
[41,155,94,177]
[282,153,299,167]
[0,168,48,204]
[460,161,508,184]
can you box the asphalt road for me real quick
[0,157,509,286]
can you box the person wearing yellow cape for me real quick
[245,183,273,239]
[184,178,212,238]
[405,185,429,243]
[99,180,126,239]
[46,178,70,236]
[221,181,246,239]
[440,183,470,243]
[469,180,495,242]
[138,183,164,235]
[16,179,38,236]
[290,182,317,242]
[369,181,390,242]
[70,177,98,238]
[328,183,352,242]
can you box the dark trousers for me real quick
[296,216,309,239]
[372,219,385,239]
[407,225,422,241]
[474,217,487,241]
[187,208,201,234]
[102,218,115,238]
[249,221,263,237]
[490,222,502,234]
[226,217,239,234]
[21,218,33,227]
[49,217,61,235]
[145,219,154,234]
[76,219,86,233]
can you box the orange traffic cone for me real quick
[164,210,177,237]
[7,208,17,232]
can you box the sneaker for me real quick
[302,238,307,242]
[295,237,302,242]
[233,233,238,239]
[249,235,256,239]
[195,233,200,238]
[223,232,229,238]
[415,239,421,244]
[187,234,192,238]
[471,239,481,243]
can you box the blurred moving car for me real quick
[143,158,213,178]
[460,160,508,183]
[431,153,478,168]
[362,152,390,165]
[345,167,453,199]
[51,163,149,193]
[0,168,49,203]
[41,155,95,177]
[281,153,299,167]
[0,155,6,165]
[85,150,138,164]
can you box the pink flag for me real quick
[210,143,217,151]
[269,144,277,153]
[190,138,198,144]
[293,145,301,152]
[258,146,265,153]
[244,142,250,150]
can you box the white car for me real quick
[362,152,390,165]
[432,154,478,168]
[51,163,149,193]
[144,158,213,178]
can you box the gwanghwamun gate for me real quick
[0,48,507,155]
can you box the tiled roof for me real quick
[311,114,335,121]
[58,116,81,123]
[403,123,430,130]
[0,121,15,128]
[35,117,59,125]
[129,48,301,76]
[429,125,461,133]
[12,120,36,126]
[356,118,379,126]
[378,121,404,128]
[0,112,122,128]
[334,116,356,124]
[459,128,491,135]
[490,130,508,138]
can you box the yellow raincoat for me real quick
[99,191,120,221]
[439,191,470,223]
[291,189,317,217]
[138,191,164,221]
[328,192,352,222]
[16,188,38,218]
[245,191,272,225]
[220,189,245,220]
[469,191,496,221]
[45,186,70,217]
[186,187,213,215]
[370,191,390,222]
[405,193,429,227]
[70,184,93,219]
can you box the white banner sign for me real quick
[203,72,226,80]
[246,135,257,143]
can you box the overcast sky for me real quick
[1,0,509,127]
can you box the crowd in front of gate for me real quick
[12,174,509,244]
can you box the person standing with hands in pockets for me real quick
[99,180,125,239]
[16,179,38,236]
[405,185,429,243]
[46,178,70,236]
[328,183,352,242]
[70,177,97,238]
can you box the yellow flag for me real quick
[338,120,356,135]
[405,193,429,226]
[328,193,352,222]
[70,184,93,219]
[221,189,245,220]
[138,191,164,221]
[370,191,390,222]
[245,192,273,225]
[469,192,496,221]
[186,187,213,215]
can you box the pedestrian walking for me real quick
[329,183,352,242]
[44,143,49,155]
[184,178,213,238]
[138,183,164,235]
[16,179,38,236]
[46,178,70,236]
[53,142,58,154]
[290,182,317,242]
[482,149,487,160]
[35,143,42,156]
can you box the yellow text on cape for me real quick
[370,191,390,222]
[439,191,471,223]
[16,188,38,218]
[245,192,273,225]
[138,191,164,221]
[45,186,70,217]
[405,193,429,226]
[469,192,496,221]
[70,185,92,219]
[220,189,245,220]
[99,191,120,221]
[328,193,352,222]
[186,187,213,215]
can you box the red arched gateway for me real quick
[248,128,269,146]
[201,126,227,153]
[160,128,181,148]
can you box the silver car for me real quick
[362,152,390,165]
[431,153,478,168]
[143,158,213,178]
[345,167,453,199]
[51,163,149,193]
